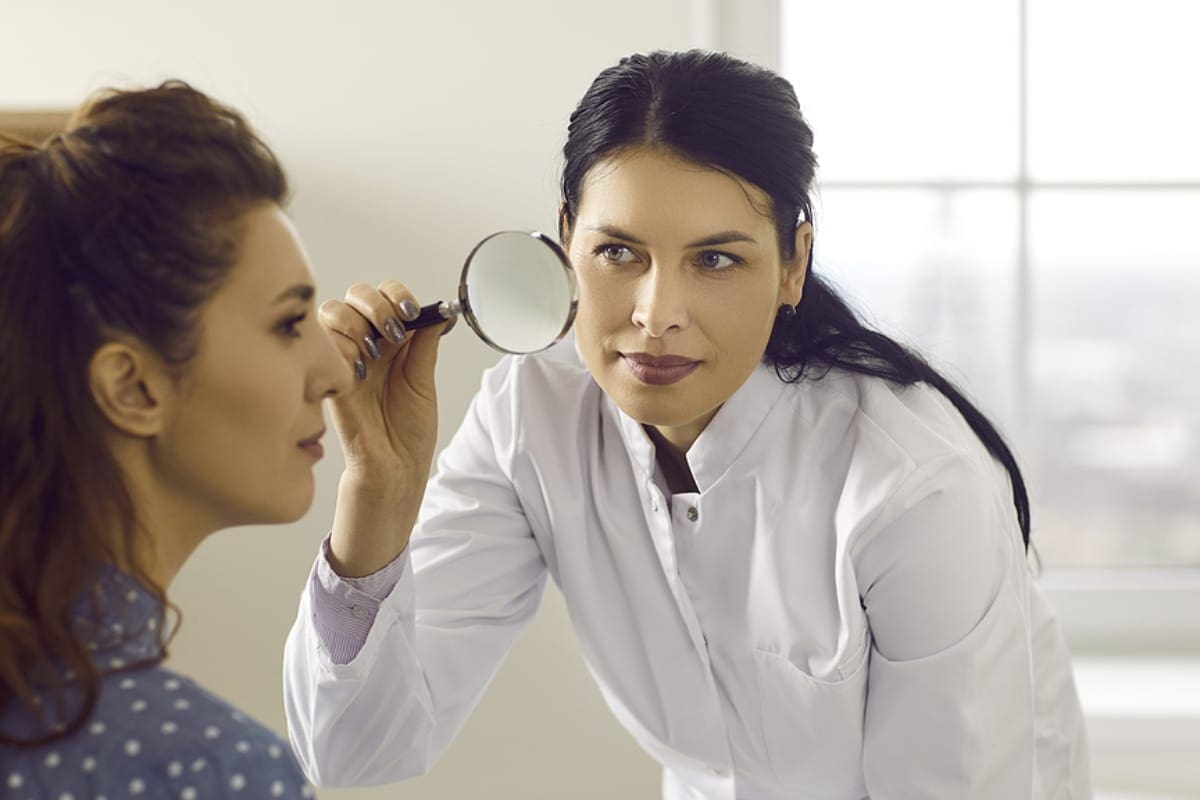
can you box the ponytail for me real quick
[767,273,1031,548]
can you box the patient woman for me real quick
[0,82,350,797]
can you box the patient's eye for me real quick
[278,313,307,338]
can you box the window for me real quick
[761,0,1200,577]
[704,0,1200,659]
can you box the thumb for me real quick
[402,320,446,390]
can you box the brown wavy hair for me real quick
[0,81,288,746]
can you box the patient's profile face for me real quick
[151,203,351,528]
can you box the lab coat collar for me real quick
[610,360,787,494]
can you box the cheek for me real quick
[196,349,298,438]
[576,273,628,332]
[702,284,779,354]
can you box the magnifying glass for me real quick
[403,230,578,354]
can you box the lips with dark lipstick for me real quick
[620,353,701,386]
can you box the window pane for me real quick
[1029,0,1200,181]
[781,0,1017,181]
[1031,191,1200,567]
[813,189,1018,428]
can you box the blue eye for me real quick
[279,313,307,338]
[696,250,741,270]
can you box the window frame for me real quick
[706,0,1200,657]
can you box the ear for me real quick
[557,202,572,246]
[779,221,813,307]
[88,341,171,438]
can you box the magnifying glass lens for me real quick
[399,231,576,355]
[461,232,576,354]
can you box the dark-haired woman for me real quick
[285,50,1090,798]
[0,83,354,797]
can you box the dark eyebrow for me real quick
[586,224,758,249]
[685,231,759,248]
[587,224,646,245]
[272,284,315,305]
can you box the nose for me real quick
[308,326,354,401]
[631,263,689,338]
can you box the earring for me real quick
[777,303,797,321]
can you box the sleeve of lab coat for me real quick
[283,362,548,788]
[853,455,1039,799]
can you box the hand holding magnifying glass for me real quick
[320,230,579,576]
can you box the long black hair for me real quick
[560,50,1030,548]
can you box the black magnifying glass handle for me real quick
[404,300,461,331]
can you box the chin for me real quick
[279,492,316,524]
[254,485,315,526]
[610,392,696,428]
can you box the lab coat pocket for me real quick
[860,582,1034,798]
[752,643,870,796]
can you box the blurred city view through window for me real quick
[782,0,1199,567]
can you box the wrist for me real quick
[337,467,418,507]
[330,470,423,578]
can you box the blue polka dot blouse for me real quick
[1,567,315,798]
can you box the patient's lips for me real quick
[621,352,701,386]
[298,428,325,460]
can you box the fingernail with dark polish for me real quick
[354,359,367,380]
[384,317,406,344]
[440,316,458,337]
[399,299,420,321]
[364,335,382,360]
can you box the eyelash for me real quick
[279,313,307,338]
[695,250,744,270]
[591,243,744,271]
[593,243,636,264]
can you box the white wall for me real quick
[0,1,698,796]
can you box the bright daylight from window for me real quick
[781,0,1200,568]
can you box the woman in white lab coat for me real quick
[284,50,1091,798]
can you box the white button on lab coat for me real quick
[284,336,1091,799]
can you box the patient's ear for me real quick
[88,341,171,438]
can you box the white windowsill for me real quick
[1074,657,1200,797]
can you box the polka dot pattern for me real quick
[0,566,315,798]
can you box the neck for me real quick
[109,441,215,590]
[644,425,699,494]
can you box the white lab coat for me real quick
[283,337,1091,799]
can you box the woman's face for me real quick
[152,203,352,529]
[566,148,809,451]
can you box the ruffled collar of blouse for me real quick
[68,563,167,672]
